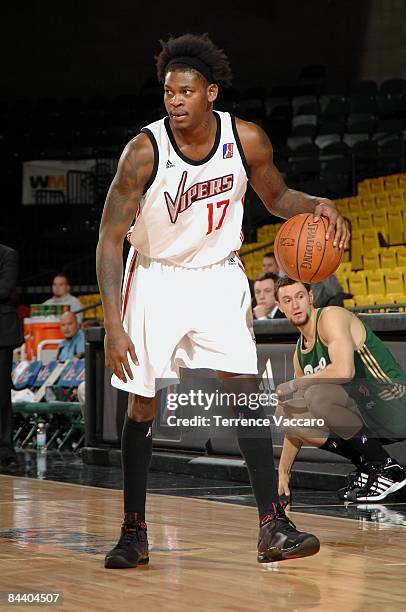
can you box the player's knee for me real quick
[304,383,347,419]
[127,394,156,422]
[304,384,333,417]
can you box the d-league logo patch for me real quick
[223,143,234,158]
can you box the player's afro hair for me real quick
[155,33,233,87]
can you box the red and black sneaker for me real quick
[257,504,320,563]
[105,513,149,569]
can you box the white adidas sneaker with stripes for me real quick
[346,463,406,503]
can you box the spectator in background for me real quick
[57,311,85,361]
[311,275,344,307]
[262,252,280,275]
[0,244,23,466]
[253,272,285,320]
[43,273,83,323]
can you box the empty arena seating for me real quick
[241,172,406,312]
[11,359,85,451]
[330,172,406,308]
[3,79,406,303]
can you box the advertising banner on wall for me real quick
[22,159,96,205]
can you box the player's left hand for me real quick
[313,198,350,249]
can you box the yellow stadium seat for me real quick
[336,274,349,293]
[385,270,404,294]
[363,252,379,271]
[384,175,400,192]
[389,190,405,208]
[346,212,359,231]
[380,249,397,269]
[397,252,406,268]
[369,177,385,194]
[342,249,350,263]
[348,197,362,214]
[360,195,376,212]
[358,211,373,230]
[343,298,355,308]
[257,224,278,242]
[357,182,370,196]
[337,201,350,216]
[256,229,267,242]
[337,261,352,275]
[398,175,406,190]
[368,294,387,305]
[372,210,388,234]
[80,293,103,321]
[374,193,390,210]
[386,293,406,306]
[363,229,381,254]
[388,208,404,244]
[354,294,374,306]
[349,272,367,296]
[366,272,386,295]
[350,232,364,270]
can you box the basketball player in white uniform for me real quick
[96,33,350,569]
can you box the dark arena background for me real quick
[1,1,406,610]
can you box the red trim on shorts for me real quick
[240,197,245,244]
[122,250,138,320]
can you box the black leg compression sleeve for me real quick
[234,404,279,521]
[319,436,365,468]
[121,415,154,520]
[345,424,393,465]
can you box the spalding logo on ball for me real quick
[274,213,343,283]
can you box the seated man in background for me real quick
[57,311,85,361]
[311,274,344,308]
[253,272,285,320]
[43,273,83,323]
[262,252,280,275]
[274,276,406,504]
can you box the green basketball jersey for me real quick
[296,308,405,384]
[296,308,406,439]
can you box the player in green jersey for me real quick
[273,276,406,503]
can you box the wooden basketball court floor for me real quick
[1,468,406,612]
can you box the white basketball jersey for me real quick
[128,111,248,268]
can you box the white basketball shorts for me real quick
[111,248,258,397]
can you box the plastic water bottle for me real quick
[36,452,47,479]
[36,421,46,451]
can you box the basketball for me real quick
[274,213,343,283]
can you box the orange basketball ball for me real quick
[274,213,343,283]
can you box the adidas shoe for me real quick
[337,467,369,500]
[257,505,320,563]
[345,463,406,503]
[105,513,149,569]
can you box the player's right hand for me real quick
[278,471,291,497]
[104,329,138,382]
[276,379,297,397]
